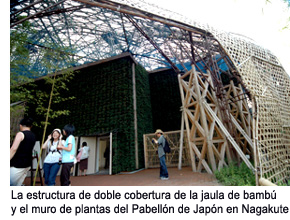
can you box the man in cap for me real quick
[152,129,169,180]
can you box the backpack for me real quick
[163,138,171,153]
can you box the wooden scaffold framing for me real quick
[178,67,256,175]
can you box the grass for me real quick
[214,162,256,186]
[277,179,290,186]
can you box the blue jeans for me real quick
[43,163,60,186]
[159,155,168,178]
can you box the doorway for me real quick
[96,136,110,174]
[78,133,112,176]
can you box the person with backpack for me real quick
[152,129,169,180]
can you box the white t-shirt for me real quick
[79,146,90,160]
[44,140,65,164]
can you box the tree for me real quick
[10,19,75,140]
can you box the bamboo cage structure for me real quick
[10,0,290,184]
[178,68,255,174]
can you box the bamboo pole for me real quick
[203,101,255,171]
[178,74,196,171]
[192,68,216,172]
[33,71,57,186]
[11,0,66,28]
[252,97,259,186]
[259,178,276,186]
[178,113,184,170]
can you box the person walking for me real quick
[57,124,75,186]
[78,142,90,176]
[10,117,36,186]
[152,129,169,180]
[104,145,110,169]
[41,128,64,186]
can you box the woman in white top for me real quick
[78,142,90,176]
[42,128,65,186]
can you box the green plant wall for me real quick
[149,68,182,132]
[135,64,154,169]
[28,54,153,174]
[26,55,184,174]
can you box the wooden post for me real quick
[96,137,100,173]
[144,134,148,169]
[192,68,216,172]
[252,97,259,186]
[178,73,196,171]
[109,132,113,175]
[178,113,184,170]
[203,101,255,171]
[132,63,139,169]
[178,68,256,174]
[74,136,81,176]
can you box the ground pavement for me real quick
[26,167,222,186]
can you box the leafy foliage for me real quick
[214,162,256,186]
[22,70,75,129]
[277,179,290,186]
[10,19,76,133]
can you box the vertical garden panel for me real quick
[28,54,154,174]
[149,68,182,132]
[135,64,154,169]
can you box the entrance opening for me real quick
[96,136,110,175]
[77,133,112,176]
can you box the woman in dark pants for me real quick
[57,124,75,186]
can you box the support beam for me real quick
[179,67,256,174]
[11,0,66,28]
[178,114,185,170]
[203,101,255,171]
[124,14,180,73]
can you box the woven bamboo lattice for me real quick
[211,33,290,184]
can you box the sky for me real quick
[145,0,290,75]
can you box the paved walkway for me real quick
[27,167,221,186]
